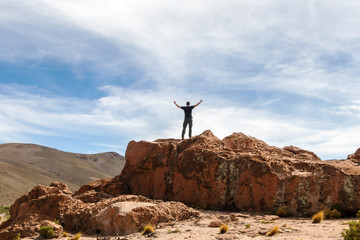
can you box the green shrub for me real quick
[245,223,251,229]
[39,226,55,239]
[342,220,360,240]
[330,209,341,219]
[342,210,360,240]
[324,207,342,219]
[0,206,10,220]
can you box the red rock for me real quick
[118,130,360,216]
[0,184,198,238]
[3,130,360,238]
[0,183,77,239]
[347,147,360,163]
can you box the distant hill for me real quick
[0,143,125,206]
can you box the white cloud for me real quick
[1,1,360,159]
[2,83,359,159]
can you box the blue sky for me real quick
[1,0,360,159]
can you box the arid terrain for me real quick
[1,131,360,240]
[0,143,125,206]
[17,210,355,240]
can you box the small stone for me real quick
[264,215,279,221]
[208,220,224,227]
[229,214,238,221]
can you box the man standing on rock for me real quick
[174,100,203,140]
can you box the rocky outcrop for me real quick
[348,147,360,164]
[3,130,360,238]
[0,182,198,239]
[111,130,360,216]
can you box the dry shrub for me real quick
[142,225,154,235]
[266,226,280,236]
[219,224,229,234]
[312,211,324,223]
[71,233,81,240]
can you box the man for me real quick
[174,99,203,139]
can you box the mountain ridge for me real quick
[0,143,125,206]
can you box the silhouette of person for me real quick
[174,100,202,139]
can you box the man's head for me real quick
[186,101,190,106]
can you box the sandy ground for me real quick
[18,210,356,240]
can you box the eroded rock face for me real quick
[117,130,360,216]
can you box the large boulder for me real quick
[116,130,360,216]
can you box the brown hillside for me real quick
[0,143,125,206]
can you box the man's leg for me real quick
[189,118,193,138]
[182,119,188,140]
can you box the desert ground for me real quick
[16,209,355,240]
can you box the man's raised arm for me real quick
[174,101,182,109]
[194,99,203,108]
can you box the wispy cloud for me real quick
[1,1,360,159]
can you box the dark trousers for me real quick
[182,118,193,139]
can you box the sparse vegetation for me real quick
[312,211,324,223]
[332,204,345,217]
[39,226,55,239]
[276,206,292,217]
[245,223,251,229]
[330,209,342,219]
[62,231,68,237]
[219,224,229,234]
[342,210,360,240]
[13,232,21,240]
[168,228,180,234]
[324,208,342,219]
[266,226,280,236]
[71,233,81,240]
[142,225,154,235]
[53,219,60,225]
[0,206,10,220]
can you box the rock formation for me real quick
[348,147,360,164]
[114,130,360,216]
[0,182,198,239]
[2,130,360,238]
